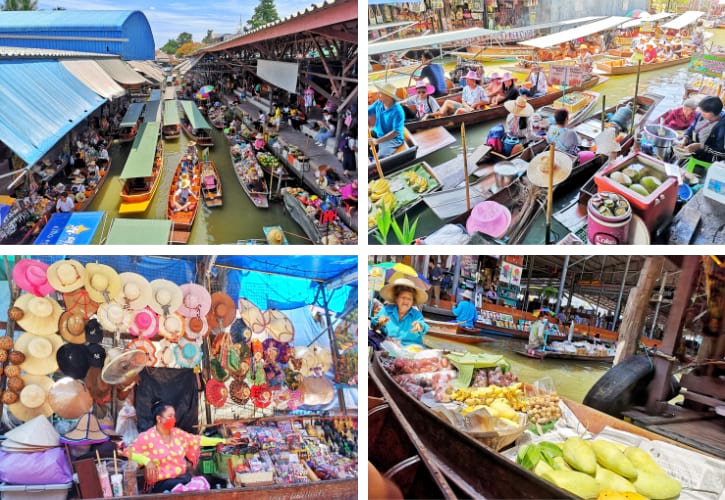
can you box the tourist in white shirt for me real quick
[435,70,488,117]
[55,192,75,213]
[519,64,548,98]
[402,80,440,120]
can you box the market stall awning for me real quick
[175,56,201,75]
[128,60,165,83]
[368,21,415,31]
[119,101,145,128]
[60,60,126,100]
[33,211,104,245]
[95,58,148,86]
[144,100,162,123]
[119,121,160,179]
[369,28,496,55]
[519,16,630,48]
[149,88,162,101]
[179,100,211,130]
[489,16,604,38]
[0,59,106,167]
[621,12,674,29]
[105,218,171,244]
[163,86,176,100]
[163,100,180,126]
[661,10,705,30]
[215,256,357,284]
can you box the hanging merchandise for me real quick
[149,279,183,317]
[184,316,209,341]
[207,292,236,334]
[13,259,54,297]
[62,287,99,320]
[368,5,377,25]
[159,313,185,342]
[128,307,159,339]
[14,332,63,375]
[7,374,54,421]
[46,259,86,293]
[115,272,152,310]
[48,378,93,419]
[59,311,87,344]
[84,263,121,304]
[178,283,212,319]
[14,294,63,336]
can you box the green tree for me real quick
[202,29,214,44]
[246,0,279,29]
[2,0,38,10]
[161,39,180,54]
[177,32,193,45]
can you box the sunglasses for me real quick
[417,89,427,93]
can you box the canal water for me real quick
[88,126,309,244]
[424,334,609,403]
[368,28,725,243]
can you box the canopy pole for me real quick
[461,123,471,211]
[613,255,631,331]
[320,285,345,415]
[555,255,569,315]
[523,255,535,312]
[630,60,642,136]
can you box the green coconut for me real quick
[640,176,662,193]
[629,184,649,197]
[622,164,646,182]
[610,171,633,186]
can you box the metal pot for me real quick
[644,124,678,162]
[493,161,517,189]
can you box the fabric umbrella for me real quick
[195,85,215,100]
[371,262,430,290]
[625,9,648,18]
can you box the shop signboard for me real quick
[688,54,725,77]
[499,262,523,287]
[549,65,583,87]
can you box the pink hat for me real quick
[13,259,54,297]
[407,80,435,96]
[488,71,502,80]
[501,72,516,82]
[178,284,212,318]
[466,201,512,239]
[129,307,159,339]
[464,70,480,81]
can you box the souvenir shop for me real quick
[368,0,538,35]
[0,256,358,498]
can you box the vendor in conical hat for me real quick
[370,278,429,347]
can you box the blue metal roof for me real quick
[0,59,106,166]
[0,10,154,60]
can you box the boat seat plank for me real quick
[432,144,491,189]
[170,230,191,244]
[413,126,456,159]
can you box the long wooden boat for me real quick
[119,122,164,215]
[594,55,689,75]
[233,155,269,208]
[73,158,111,212]
[405,75,603,132]
[180,100,214,147]
[367,127,418,178]
[426,320,492,344]
[281,188,357,245]
[162,100,181,139]
[137,480,357,500]
[514,348,614,362]
[371,353,709,499]
[118,102,145,143]
[200,160,223,208]
[166,155,202,244]
[368,125,456,179]
[207,107,226,129]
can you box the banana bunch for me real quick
[369,179,390,201]
[450,382,526,411]
[403,170,429,193]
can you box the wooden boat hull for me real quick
[139,479,356,500]
[166,158,202,243]
[162,125,180,139]
[427,330,492,344]
[405,76,602,132]
[233,155,270,209]
[595,56,689,75]
[119,142,164,215]
[181,121,214,147]
[369,126,456,179]
[514,349,614,362]
[200,160,223,208]
[119,127,137,143]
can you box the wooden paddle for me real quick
[368,129,385,179]
[461,123,471,211]
[545,144,555,244]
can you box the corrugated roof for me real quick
[180,101,211,130]
[120,102,145,127]
[105,218,171,245]
[0,10,135,30]
[0,45,116,58]
[661,10,705,30]
[144,100,162,123]
[163,100,180,126]
[369,28,496,55]
[128,60,165,83]
[163,86,176,100]
[520,16,630,48]
[61,60,126,100]
[96,58,148,85]
[119,121,161,179]
[0,59,105,166]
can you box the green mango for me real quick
[533,460,554,477]
[629,184,649,197]
[542,470,601,499]
[640,175,662,194]
[592,441,638,480]
[633,469,682,500]
[553,456,573,471]
[595,465,637,493]
[563,437,597,475]
[623,448,665,476]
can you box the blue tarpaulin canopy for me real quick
[33,211,104,245]
[0,59,106,166]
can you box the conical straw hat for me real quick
[5,414,60,447]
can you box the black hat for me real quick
[56,343,91,380]
[85,318,104,344]
[87,343,107,368]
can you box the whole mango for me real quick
[595,465,637,493]
[592,441,638,480]
[533,460,554,477]
[563,437,597,475]
[542,470,601,499]
[623,447,665,476]
[553,456,573,471]
[633,469,681,500]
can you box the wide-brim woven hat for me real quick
[84,263,122,304]
[13,259,54,297]
[48,377,93,419]
[207,292,236,330]
[174,338,203,368]
[526,150,573,187]
[129,307,159,339]
[115,272,152,310]
[504,96,534,117]
[238,298,265,334]
[96,302,129,333]
[264,309,295,343]
[149,279,183,316]
[15,332,63,375]
[183,316,209,341]
[127,338,157,367]
[158,312,185,342]
[7,374,54,422]
[178,284,212,318]
[374,82,399,100]
[379,277,428,305]
[14,294,63,336]
[59,311,87,344]
[60,413,110,445]
[4,415,60,448]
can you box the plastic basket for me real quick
[686,156,712,174]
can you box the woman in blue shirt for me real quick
[371,278,429,346]
[453,290,478,328]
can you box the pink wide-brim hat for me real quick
[466,201,512,239]
[464,70,480,81]
[178,284,212,318]
[13,259,54,297]
[407,80,436,96]
[129,307,159,339]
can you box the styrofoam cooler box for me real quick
[594,152,678,235]
[0,483,71,500]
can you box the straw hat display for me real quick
[7,374,54,421]
[60,413,110,445]
[56,343,91,380]
[174,337,203,368]
[96,302,129,333]
[127,338,157,367]
[14,294,63,336]
[115,272,152,310]
[14,332,63,375]
[149,279,183,316]
[183,316,209,341]
[101,347,147,385]
[62,288,99,320]
[128,307,159,339]
[3,415,60,451]
[295,344,333,376]
[48,377,93,419]
[158,313,185,342]
[207,292,237,331]
[178,283,212,318]
[238,298,265,334]
[264,309,295,343]
[300,375,335,406]
[504,96,534,117]
[12,259,54,297]
[59,311,87,344]
[84,263,122,303]
[526,150,573,187]
[379,277,428,306]
[156,339,177,368]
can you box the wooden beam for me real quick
[309,26,358,43]
[312,37,339,96]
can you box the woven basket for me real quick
[467,413,529,451]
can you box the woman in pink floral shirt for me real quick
[127,401,241,492]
